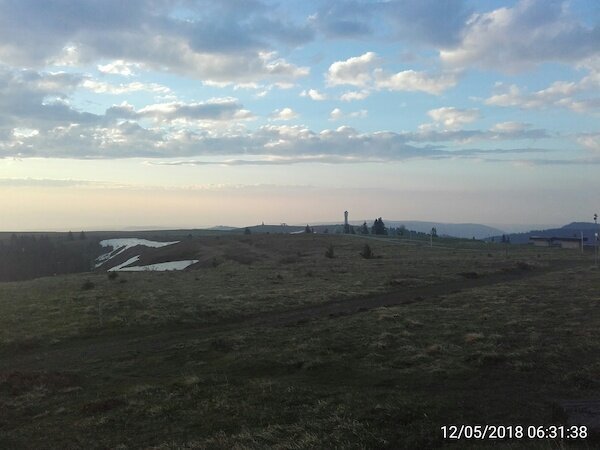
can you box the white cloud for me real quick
[427,107,480,130]
[577,133,600,153]
[160,47,310,85]
[491,122,528,133]
[0,67,96,129]
[326,51,457,95]
[326,52,379,87]
[12,128,39,138]
[411,122,548,144]
[110,98,254,124]
[0,115,553,162]
[300,89,327,101]
[97,60,141,77]
[329,108,367,121]
[440,0,600,72]
[374,69,458,95]
[329,108,343,121]
[257,51,310,80]
[151,155,370,166]
[48,45,81,67]
[0,3,312,86]
[485,66,600,113]
[0,65,550,162]
[340,90,370,101]
[270,107,298,121]
[273,82,297,90]
[82,80,170,95]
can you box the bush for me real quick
[107,272,118,280]
[81,280,95,290]
[325,244,335,258]
[360,244,373,259]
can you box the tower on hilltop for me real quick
[344,211,350,234]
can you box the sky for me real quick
[0,0,598,231]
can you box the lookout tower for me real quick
[344,210,350,234]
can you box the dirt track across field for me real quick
[0,258,588,372]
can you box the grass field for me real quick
[0,234,598,448]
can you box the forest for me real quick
[0,233,99,281]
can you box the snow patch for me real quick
[107,255,140,271]
[113,260,199,272]
[96,238,179,267]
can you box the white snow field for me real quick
[111,260,199,272]
[95,238,179,267]
[107,255,141,271]
[96,238,198,272]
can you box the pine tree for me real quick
[360,222,369,235]
[371,218,387,235]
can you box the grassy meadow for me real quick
[0,234,598,448]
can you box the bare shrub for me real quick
[360,244,373,259]
[325,244,335,258]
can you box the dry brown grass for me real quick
[0,235,597,448]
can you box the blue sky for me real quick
[0,0,598,230]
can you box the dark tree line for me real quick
[349,218,389,235]
[371,218,387,235]
[0,234,100,281]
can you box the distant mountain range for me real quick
[125,220,598,242]
[205,225,239,231]
[488,222,599,245]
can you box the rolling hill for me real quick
[489,222,599,245]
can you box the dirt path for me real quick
[0,258,588,372]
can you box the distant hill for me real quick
[242,224,305,234]
[489,222,599,245]
[123,226,178,231]
[383,220,504,239]
[230,220,505,239]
